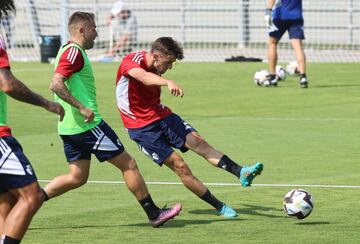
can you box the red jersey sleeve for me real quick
[55,45,84,78]
[0,35,10,69]
[122,53,143,75]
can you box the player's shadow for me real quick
[313,84,360,88]
[234,204,283,218]
[295,221,330,225]
[124,216,240,228]
[187,204,282,219]
[29,224,124,230]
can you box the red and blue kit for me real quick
[116,51,172,129]
[0,34,38,191]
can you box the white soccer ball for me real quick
[286,61,300,76]
[283,189,314,219]
[254,69,270,87]
[276,65,286,81]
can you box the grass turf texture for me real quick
[7,62,360,243]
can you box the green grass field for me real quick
[7,61,360,243]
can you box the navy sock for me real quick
[199,189,224,212]
[217,155,242,178]
[139,195,160,220]
[1,236,21,244]
[41,188,49,201]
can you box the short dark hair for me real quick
[68,11,95,34]
[0,0,15,19]
[151,37,184,60]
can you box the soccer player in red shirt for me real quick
[115,37,264,218]
[0,1,64,243]
[42,12,181,228]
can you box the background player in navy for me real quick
[116,37,264,218]
[265,0,308,88]
[0,1,64,243]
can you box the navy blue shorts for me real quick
[269,19,305,40]
[128,113,196,166]
[60,120,125,163]
[0,136,38,195]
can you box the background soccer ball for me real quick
[276,65,286,81]
[254,69,271,87]
[285,61,300,76]
[283,189,314,219]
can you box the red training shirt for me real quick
[115,51,172,128]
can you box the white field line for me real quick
[37,180,360,189]
[9,114,360,122]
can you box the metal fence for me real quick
[2,0,360,62]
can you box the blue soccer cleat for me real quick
[240,162,263,187]
[218,204,237,218]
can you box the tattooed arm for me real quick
[50,73,94,123]
[0,68,64,120]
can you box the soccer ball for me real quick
[254,69,271,87]
[283,189,314,219]
[285,61,300,76]
[276,65,286,81]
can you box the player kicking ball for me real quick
[43,12,181,228]
[115,36,263,218]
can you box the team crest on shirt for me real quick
[152,152,159,161]
[26,165,34,175]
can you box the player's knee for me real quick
[126,157,139,171]
[269,42,278,49]
[198,138,210,150]
[174,161,192,178]
[22,190,43,213]
[69,174,88,188]
[188,133,209,150]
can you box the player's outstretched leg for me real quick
[185,132,264,187]
[149,203,182,227]
[239,162,264,187]
[164,153,238,218]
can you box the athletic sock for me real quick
[1,235,21,244]
[41,188,49,201]
[217,155,242,178]
[199,189,224,212]
[138,195,160,220]
[300,73,307,79]
[269,74,276,80]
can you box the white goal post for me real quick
[1,0,360,62]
